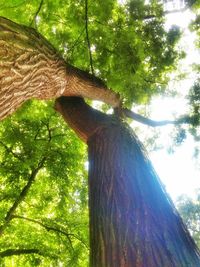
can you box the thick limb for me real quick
[55,96,112,142]
[0,17,120,121]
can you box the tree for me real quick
[0,0,199,266]
[56,96,200,266]
[177,190,200,249]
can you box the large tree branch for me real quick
[0,16,120,121]
[55,97,197,143]
[0,157,46,235]
[123,108,193,127]
[55,96,112,142]
[56,96,197,131]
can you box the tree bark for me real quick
[87,124,200,267]
[0,17,120,121]
[56,96,200,267]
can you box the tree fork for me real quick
[0,17,120,121]
[1,17,196,129]
[56,96,200,267]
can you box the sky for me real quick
[147,9,200,201]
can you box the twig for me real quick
[68,28,85,56]
[30,0,44,27]
[85,0,94,75]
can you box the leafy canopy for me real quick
[0,0,182,104]
[0,0,189,266]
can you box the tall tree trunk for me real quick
[0,17,120,121]
[56,96,200,267]
[87,124,200,266]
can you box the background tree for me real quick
[177,190,200,249]
[0,0,199,266]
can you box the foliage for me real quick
[176,190,200,249]
[189,0,200,128]
[0,101,89,266]
[0,0,197,266]
[187,81,200,142]
[0,0,182,105]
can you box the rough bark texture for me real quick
[55,96,112,142]
[56,97,200,267]
[88,124,200,267]
[0,17,120,121]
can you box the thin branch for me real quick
[0,157,46,235]
[68,28,85,56]
[30,0,44,27]
[13,215,74,250]
[85,0,94,75]
[12,215,89,249]
[0,141,22,160]
[0,249,40,258]
[123,108,192,127]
